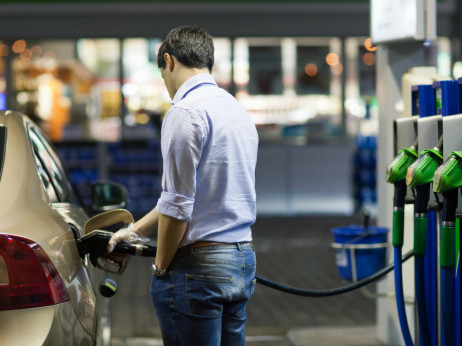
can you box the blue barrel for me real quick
[332,225,389,281]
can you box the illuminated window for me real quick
[296,46,331,95]
[77,38,121,141]
[248,44,282,95]
[121,38,166,128]
[213,38,232,90]
[8,39,76,141]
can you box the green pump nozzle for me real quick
[405,138,443,258]
[386,144,417,249]
[386,146,418,183]
[433,151,462,193]
[406,143,443,188]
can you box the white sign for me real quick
[371,0,426,44]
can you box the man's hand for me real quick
[106,223,149,254]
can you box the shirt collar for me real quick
[172,73,217,105]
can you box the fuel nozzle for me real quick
[433,151,462,194]
[80,209,157,275]
[405,140,443,259]
[432,151,462,271]
[386,146,418,183]
[406,141,443,188]
[386,144,418,249]
[79,230,157,275]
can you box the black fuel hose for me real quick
[255,250,414,297]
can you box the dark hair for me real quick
[157,25,214,72]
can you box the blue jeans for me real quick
[150,242,256,346]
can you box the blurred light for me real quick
[155,42,162,55]
[362,52,376,66]
[31,45,43,58]
[136,112,150,125]
[331,63,343,75]
[124,114,137,126]
[122,83,137,97]
[12,40,26,54]
[233,39,249,86]
[423,40,432,48]
[16,91,29,105]
[20,49,32,60]
[304,63,318,77]
[345,97,367,118]
[16,59,31,70]
[325,52,339,66]
[364,38,377,52]
[0,44,9,57]
[453,61,462,79]
[0,93,5,111]
[43,50,56,59]
[437,51,451,77]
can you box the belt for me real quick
[179,241,253,251]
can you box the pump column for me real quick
[432,79,462,346]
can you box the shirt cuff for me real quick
[156,191,194,221]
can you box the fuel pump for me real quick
[433,152,462,346]
[386,118,418,346]
[431,79,462,346]
[406,82,444,346]
[406,139,442,346]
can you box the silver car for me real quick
[0,110,126,345]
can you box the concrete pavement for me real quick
[109,215,386,345]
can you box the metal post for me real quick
[376,41,427,344]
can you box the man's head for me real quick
[157,25,214,73]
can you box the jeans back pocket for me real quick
[186,274,233,317]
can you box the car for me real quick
[0,110,128,345]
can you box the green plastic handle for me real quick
[433,151,462,193]
[406,149,443,188]
[393,209,404,248]
[440,225,455,268]
[386,147,418,183]
[413,217,427,256]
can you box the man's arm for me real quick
[134,207,160,238]
[107,206,160,254]
[155,213,187,269]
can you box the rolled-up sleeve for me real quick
[156,107,206,221]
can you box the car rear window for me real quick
[0,126,6,182]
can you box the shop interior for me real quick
[0,33,408,217]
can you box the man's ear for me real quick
[164,53,175,72]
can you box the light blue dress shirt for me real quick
[156,74,259,247]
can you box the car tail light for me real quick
[0,234,70,310]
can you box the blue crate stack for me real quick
[56,140,162,218]
[353,134,377,212]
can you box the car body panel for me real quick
[1,304,93,346]
[0,111,103,345]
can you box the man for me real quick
[107,25,259,345]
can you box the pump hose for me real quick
[415,256,431,345]
[255,250,413,297]
[441,267,455,346]
[393,247,414,346]
[415,255,431,346]
[413,184,431,346]
[441,189,457,346]
[391,180,414,346]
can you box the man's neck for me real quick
[173,67,210,95]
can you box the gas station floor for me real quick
[110,215,386,346]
